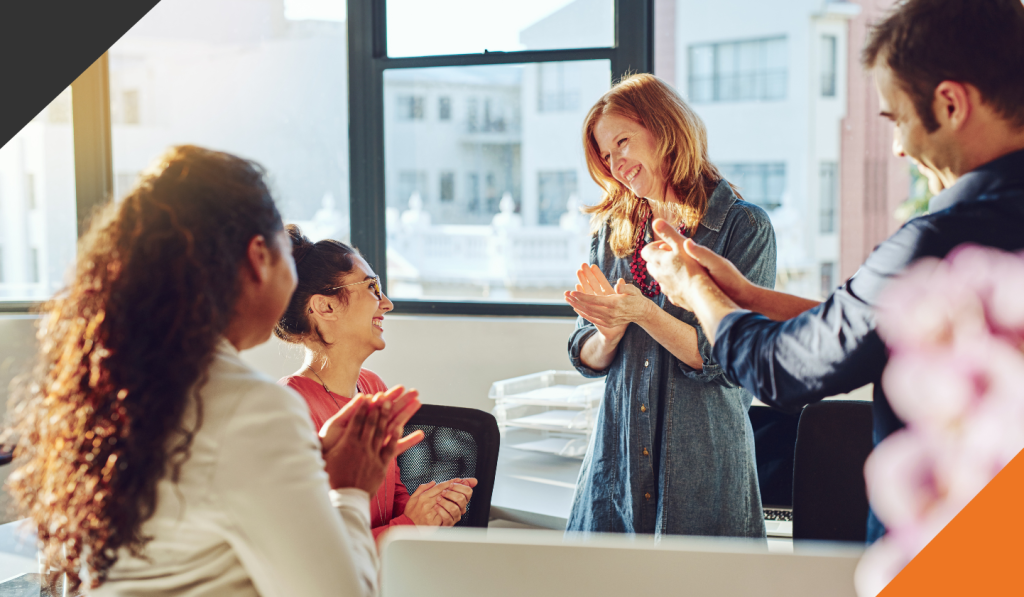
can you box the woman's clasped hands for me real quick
[564,263,655,342]
[318,385,424,495]
[404,477,478,527]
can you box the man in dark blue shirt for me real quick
[641,0,1024,543]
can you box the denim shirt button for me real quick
[640,404,646,413]
[642,447,649,456]
[644,492,651,500]
[644,360,649,367]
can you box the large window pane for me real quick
[383,61,610,302]
[0,88,77,301]
[689,37,787,103]
[386,0,613,57]
[109,0,350,243]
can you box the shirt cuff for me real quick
[329,488,372,526]
[569,326,609,378]
[711,309,756,367]
[675,316,726,383]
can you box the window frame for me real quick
[4,2,653,317]
[0,55,111,313]
[348,0,653,317]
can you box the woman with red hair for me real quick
[565,74,776,538]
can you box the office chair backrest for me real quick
[792,400,874,542]
[398,404,499,528]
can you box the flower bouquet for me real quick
[855,245,1024,596]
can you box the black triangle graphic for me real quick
[0,0,162,148]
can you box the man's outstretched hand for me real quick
[640,219,710,310]
[641,219,742,345]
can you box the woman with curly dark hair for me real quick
[6,145,422,595]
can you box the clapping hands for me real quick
[564,264,654,342]
[319,386,425,494]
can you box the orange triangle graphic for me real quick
[881,447,1024,595]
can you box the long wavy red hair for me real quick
[582,73,730,258]
[6,145,283,588]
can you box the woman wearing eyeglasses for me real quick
[276,225,476,538]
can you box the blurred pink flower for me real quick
[881,337,1024,429]
[857,245,1024,597]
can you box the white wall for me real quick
[0,312,578,522]
[1,314,579,418]
[240,315,579,412]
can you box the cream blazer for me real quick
[89,340,378,596]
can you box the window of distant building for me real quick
[538,171,577,225]
[820,162,838,233]
[821,35,837,98]
[820,262,835,298]
[719,163,785,209]
[439,171,455,202]
[485,171,499,213]
[483,97,507,132]
[397,95,426,120]
[438,96,452,120]
[467,97,479,131]
[538,62,582,112]
[688,36,787,103]
[466,172,480,213]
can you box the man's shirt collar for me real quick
[929,147,1024,213]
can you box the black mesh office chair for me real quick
[397,405,499,528]
[792,400,874,542]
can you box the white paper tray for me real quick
[507,437,589,459]
[504,410,595,433]
[490,370,605,406]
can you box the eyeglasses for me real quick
[325,276,383,301]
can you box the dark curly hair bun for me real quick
[275,224,360,345]
[288,225,316,265]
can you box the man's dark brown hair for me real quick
[863,0,1024,132]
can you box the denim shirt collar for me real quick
[698,179,738,233]
[929,147,1024,213]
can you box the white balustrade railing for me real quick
[388,224,590,289]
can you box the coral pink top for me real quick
[280,371,415,539]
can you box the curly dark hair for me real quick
[6,145,283,588]
[274,223,359,346]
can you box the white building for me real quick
[672,0,859,298]
[2,0,862,303]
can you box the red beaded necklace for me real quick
[629,212,686,299]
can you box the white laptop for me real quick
[381,527,862,597]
